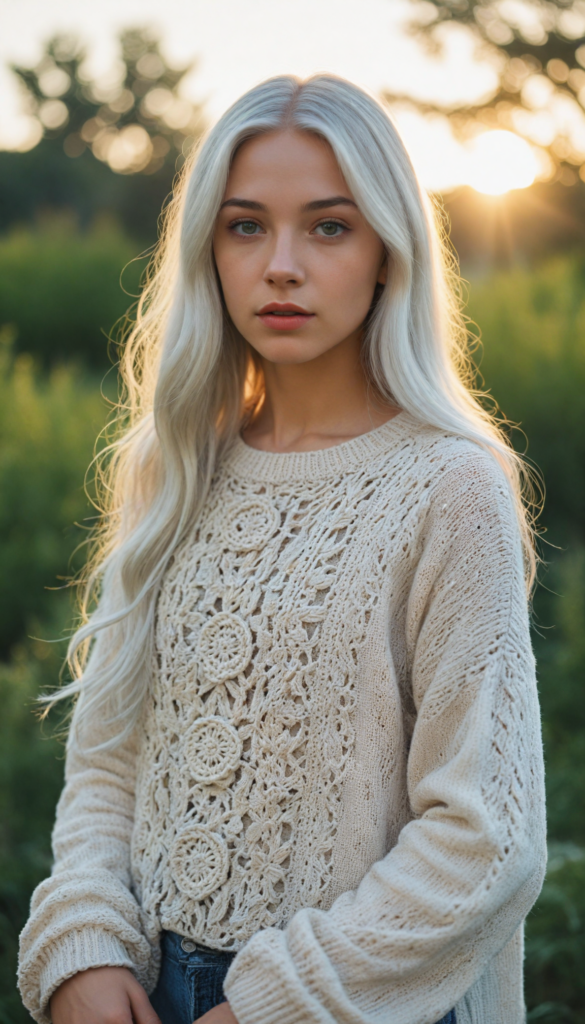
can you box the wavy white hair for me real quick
[49,74,537,747]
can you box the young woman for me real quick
[19,75,546,1024]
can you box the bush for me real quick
[467,260,585,1019]
[535,550,585,846]
[467,255,585,542]
[523,549,585,1020]
[526,846,585,1022]
[0,220,143,368]
[0,341,101,1020]
[0,635,66,1024]
[0,334,108,657]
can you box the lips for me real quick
[256,303,315,331]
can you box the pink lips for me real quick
[256,302,315,331]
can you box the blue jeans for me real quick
[150,930,457,1024]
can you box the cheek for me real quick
[214,251,253,316]
[319,249,380,321]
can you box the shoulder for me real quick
[380,414,519,544]
[388,414,511,502]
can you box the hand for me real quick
[194,1001,239,1024]
[50,966,161,1024]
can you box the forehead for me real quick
[224,130,352,203]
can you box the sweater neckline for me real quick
[223,410,415,484]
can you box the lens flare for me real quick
[467,130,539,195]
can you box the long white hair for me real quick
[51,73,538,747]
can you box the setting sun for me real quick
[467,130,539,195]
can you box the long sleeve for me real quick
[224,449,547,1024]
[18,712,156,1024]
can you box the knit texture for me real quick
[19,412,546,1024]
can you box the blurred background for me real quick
[0,0,584,1020]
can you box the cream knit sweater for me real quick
[19,412,546,1024]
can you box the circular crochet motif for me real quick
[185,717,242,784]
[224,498,279,552]
[197,612,252,683]
[170,825,229,901]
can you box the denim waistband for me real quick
[161,930,236,961]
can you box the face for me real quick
[213,130,387,366]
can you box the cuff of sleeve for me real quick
[38,928,133,1023]
[224,932,314,1024]
[226,974,307,1024]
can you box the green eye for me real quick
[235,221,259,235]
[317,221,343,237]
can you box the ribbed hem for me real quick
[223,411,415,484]
[225,966,309,1024]
[38,928,133,1022]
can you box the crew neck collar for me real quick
[223,411,416,485]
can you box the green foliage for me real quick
[0,637,66,1024]
[0,341,100,1019]
[0,142,171,244]
[536,551,585,847]
[526,845,585,1022]
[0,331,109,657]
[0,220,142,367]
[467,254,585,541]
[522,548,585,1021]
[466,260,585,1020]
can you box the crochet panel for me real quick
[131,438,425,949]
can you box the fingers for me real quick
[127,981,162,1024]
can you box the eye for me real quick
[314,220,347,238]
[231,220,262,236]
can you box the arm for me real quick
[224,450,547,1024]
[18,706,156,1024]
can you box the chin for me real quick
[251,337,334,366]
[261,351,326,367]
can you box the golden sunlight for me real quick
[466,130,540,195]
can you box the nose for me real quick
[263,229,305,288]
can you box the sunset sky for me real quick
[0,0,540,192]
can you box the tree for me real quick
[0,28,205,240]
[392,0,585,184]
[11,27,204,175]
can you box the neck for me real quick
[243,331,399,453]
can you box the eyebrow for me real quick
[219,195,358,212]
[304,196,357,211]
